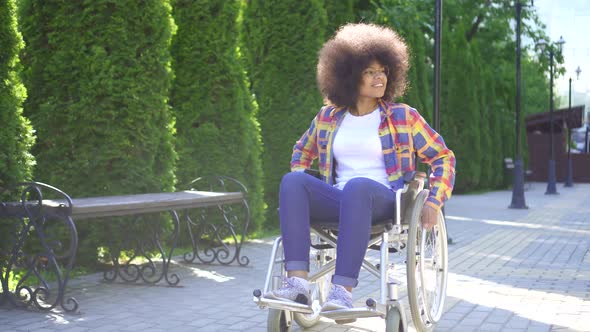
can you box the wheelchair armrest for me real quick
[403,171,427,185]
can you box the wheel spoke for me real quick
[406,191,448,331]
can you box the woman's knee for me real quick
[341,177,375,198]
[280,171,309,189]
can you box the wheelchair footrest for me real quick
[253,296,314,314]
[368,244,400,253]
[311,243,334,250]
[321,307,386,321]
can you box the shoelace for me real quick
[282,276,302,290]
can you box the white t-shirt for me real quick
[333,109,390,190]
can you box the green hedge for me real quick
[170,0,265,231]
[0,0,34,187]
[324,0,355,37]
[241,0,327,229]
[19,0,176,265]
[440,22,482,192]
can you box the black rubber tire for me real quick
[407,190,432,332]
[293,311,319,328]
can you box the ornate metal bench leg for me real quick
[161,210,180,286]
[0,183,79,313]
[183,175,251,266]
[103,212,181,286]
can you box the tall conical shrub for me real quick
[324,0,355,36]
[468,42,492,189]
[0,0,35,187]
[441,22,482,192]
[19,0,176,195]
[170,0,265,230]
[241,1,327,229]
[19,1,176,264]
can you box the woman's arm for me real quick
[290,109,323,171]
[409,108,456,212]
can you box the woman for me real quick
[267,23,456,312]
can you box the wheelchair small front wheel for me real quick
[293,311,319,328]
[267,309,292,332]
[385,306,403,332]
[293,283,323,328]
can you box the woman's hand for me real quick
[420,204,439,230]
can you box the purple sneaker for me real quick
[265,277,310,305]
[322,284,353,311]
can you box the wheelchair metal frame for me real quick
[253,174,448,332]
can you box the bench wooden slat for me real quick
[40,190,244,220]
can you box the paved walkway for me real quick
[1,182,589,332]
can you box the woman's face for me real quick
[358,61,388,99]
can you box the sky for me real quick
[533,0,590,111]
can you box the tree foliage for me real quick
[19,0,177,264]
[366,0,556,192]
[0,0,561,242]
[372,0,433,122]
[324,0,355,37]
[0,0,34,187]
[241,0,327,228]
[19,0,176,196]
[170,0,265,230]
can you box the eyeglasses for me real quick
[362,67,389,78]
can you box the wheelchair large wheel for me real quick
[406,190,449,332]
[268,309,292,332]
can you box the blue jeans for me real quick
[279,171,396,288]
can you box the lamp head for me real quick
[556,35,566,52]
[536,39,548,53]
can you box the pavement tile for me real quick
[58,327,92,332]
[463,310,491,321]
[186,317,218,327]
[478,323,505,331]
[527,325,551,332]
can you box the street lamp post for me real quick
[536,36,565,195]
[509,0,533,209]
[564,77,573,187]
[564,66,580,185]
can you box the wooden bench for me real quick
[0,176,250,313]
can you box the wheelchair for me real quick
[253,171,448,332]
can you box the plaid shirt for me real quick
[291,100,456,210]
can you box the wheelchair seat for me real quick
[310,218,397,253]
[311,218,394,233]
